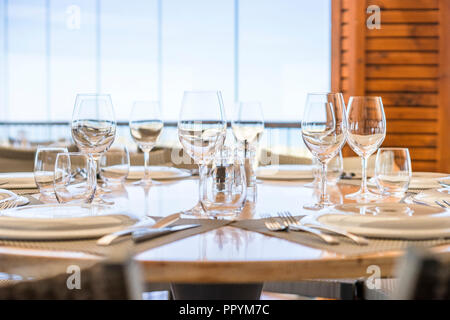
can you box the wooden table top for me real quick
[2,177,450,284]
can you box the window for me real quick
[0,0,331,151]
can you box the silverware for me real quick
[299,213,369,246]
[412,199,431,207]
[96,212,181,246]
[132,224,200,243]
[275,212,339,245]
[435,200,450,209]
[0,200,18,210]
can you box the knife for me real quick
[132,224,201,243]
[96,212,181,246]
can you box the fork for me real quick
[297,212,369,246]
[435,200,450,209]
[275,212,339,245]
[0,200,18,210]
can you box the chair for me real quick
[0,251,143,300]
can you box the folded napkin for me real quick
[0,172,37,189]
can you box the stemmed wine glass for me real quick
[345,96,386,201]
[177,91,227,215]
[71,94,116,202]
[129,101,164,186]
[231,102,264,200]
[301,93,347,210]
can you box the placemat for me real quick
[231,217,450,256]
[0,218,232,258]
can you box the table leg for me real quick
[170,283,264,300]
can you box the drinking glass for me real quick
[99,142,130,187]
[326,150,344,185]
[71,94,116,199]
[201,146,247,217]
[232,101,264,201]
[375,148,411,196]
[34,147,68,199]
[54,152,96,204]
[178,91,227,215]
[129,101,164,186]
[346,96,386,201]
[301,93,347,210]
[307,151,343,188]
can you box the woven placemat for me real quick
[231,217,450,256]
[0,218,232,258]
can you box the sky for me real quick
[0,0,331,123]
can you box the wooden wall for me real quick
[332,0,450,172]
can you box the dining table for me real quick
[1,175,450,299]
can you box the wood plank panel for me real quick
[345,0,366,96]
[343,10,439,23]
[385,120,437,133]
[383,134,437,147]
[342,65,438,79]
[438,0,450,172]
[408,148,437,161]
[369,93,438,106]
[331,0,342,92]
[364,0,439,10]
[362,79,438,92]
[362,51,438,64]
[412,161,436,171]
[342,38,439,51]
[361,24,439,37]
[384,106,437,119]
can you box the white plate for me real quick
[368,172,448,190]
[0,204,140,240]
[315,203,450,239]
[126,166,191,181]
[256,165,315,180]
[0,172,37,189]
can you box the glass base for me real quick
[303,200,333,211]
[303,180,319,189]
[133,179,161,187]
[345,189,380,202]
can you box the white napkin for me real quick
[0,172,37,189]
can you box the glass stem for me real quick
[198,164,208,204]
[88,154,98,194]
[320,161,327,204]
[361,156,368,194]
[143,150,151,182]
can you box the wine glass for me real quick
[178,91,227,215]
[301,93,347,210]
[71,94,116,201]
[129,101,164,186]
[232,101,264,201]
[34,146,68,200]
[345,96,386,201]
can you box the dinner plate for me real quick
[126,166,191,181]
[0,204,140,240]
[368,172,448,190]
[256,165,315,180]
[0,172,37,189]
[314,203,450,239]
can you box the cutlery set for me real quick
[264,211,369,246]
[96,212,200,246]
